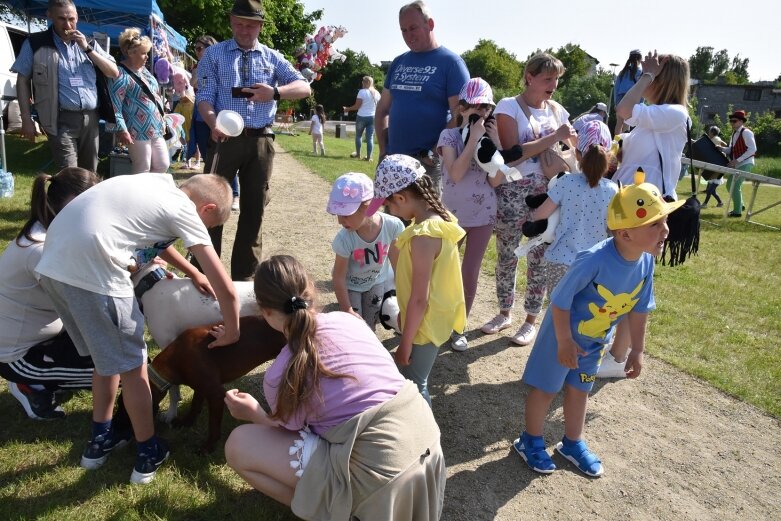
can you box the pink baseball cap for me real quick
[326,172,374,216]
[577,120,612,153]
[365,154,426,217]
[459,77,495,106]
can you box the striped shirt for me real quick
[195,39,304,129]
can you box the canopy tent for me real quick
[4,0,187,51]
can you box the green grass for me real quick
[1,132,780,519]
[276,130,376,184]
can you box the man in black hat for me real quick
[196,0,310,279]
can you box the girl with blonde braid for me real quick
[365,154,466,405]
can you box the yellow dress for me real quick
[395,216,466,347]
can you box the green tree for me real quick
[460,39,522,100]
[556,70,613,119]
[688,46,751,84]
[551,43,592,87]
[309,49,384,119]
[159,0,322,58]
[688,46,714,80]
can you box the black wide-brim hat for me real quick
[230,0,265,21]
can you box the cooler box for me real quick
[109,152,132,177]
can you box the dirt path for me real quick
[222,144,781,520]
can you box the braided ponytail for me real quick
[408,174,452,222]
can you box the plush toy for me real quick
[514,172,566,258]
[154,57,172,85]
[461,113,524,182]
[379,290,400,335]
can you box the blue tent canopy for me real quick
[4,0,187,51]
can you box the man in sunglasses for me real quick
[196,0,310,280]
[374,0,470,194]
[722,110,756,218]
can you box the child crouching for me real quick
[327,172,404,330]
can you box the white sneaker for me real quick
[597,351,628,378]
[450,332,468,352]
[481,314,512,334]
[511,322,536,346]
[231,197,240,211]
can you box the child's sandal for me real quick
[554,438,604,477]
[513,433,556,474]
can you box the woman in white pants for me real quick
[109,28,170,174]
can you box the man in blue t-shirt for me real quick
[374,1,469,193]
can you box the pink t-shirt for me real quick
[264,312,405,435]
[437,127,497,227]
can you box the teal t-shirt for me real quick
[332,213,404,292]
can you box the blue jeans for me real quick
[355,115,375,159]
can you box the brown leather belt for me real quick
[242,126,274,137]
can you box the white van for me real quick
[1,20,30,121]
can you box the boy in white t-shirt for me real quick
[36,173,240,485]
[327,173,404,330]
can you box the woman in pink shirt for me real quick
[222,255,445,520]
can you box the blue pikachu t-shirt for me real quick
[543,238,656,348]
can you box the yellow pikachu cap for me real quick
[607,169,686,230]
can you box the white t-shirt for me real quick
[0,222,62,361]
[545,173,618,266]
[613,103,689,199]
[494,97,571,177]
[311,114,323,135]
[356,88,380,118]
[331,213,404,292]
[36,173,213,298]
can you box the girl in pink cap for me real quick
[437,77,505,352]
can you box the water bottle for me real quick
[0,169,13,198]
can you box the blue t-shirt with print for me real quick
[384,46,469,155]
[332,213,405,292]
[539,238,656,350]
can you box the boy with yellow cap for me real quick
[513,170,684,478]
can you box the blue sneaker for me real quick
[130,437,170,484]
[80,427,133,469]
[555,438,604,477]
[513,432,556,474]
[8,382,65,420]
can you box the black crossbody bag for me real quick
[119,63,173,140]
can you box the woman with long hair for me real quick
[613,49,643,134]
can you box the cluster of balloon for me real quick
[293,25,348,83]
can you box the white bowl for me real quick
[215,110,245,137]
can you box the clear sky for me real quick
[300,0,779,82]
